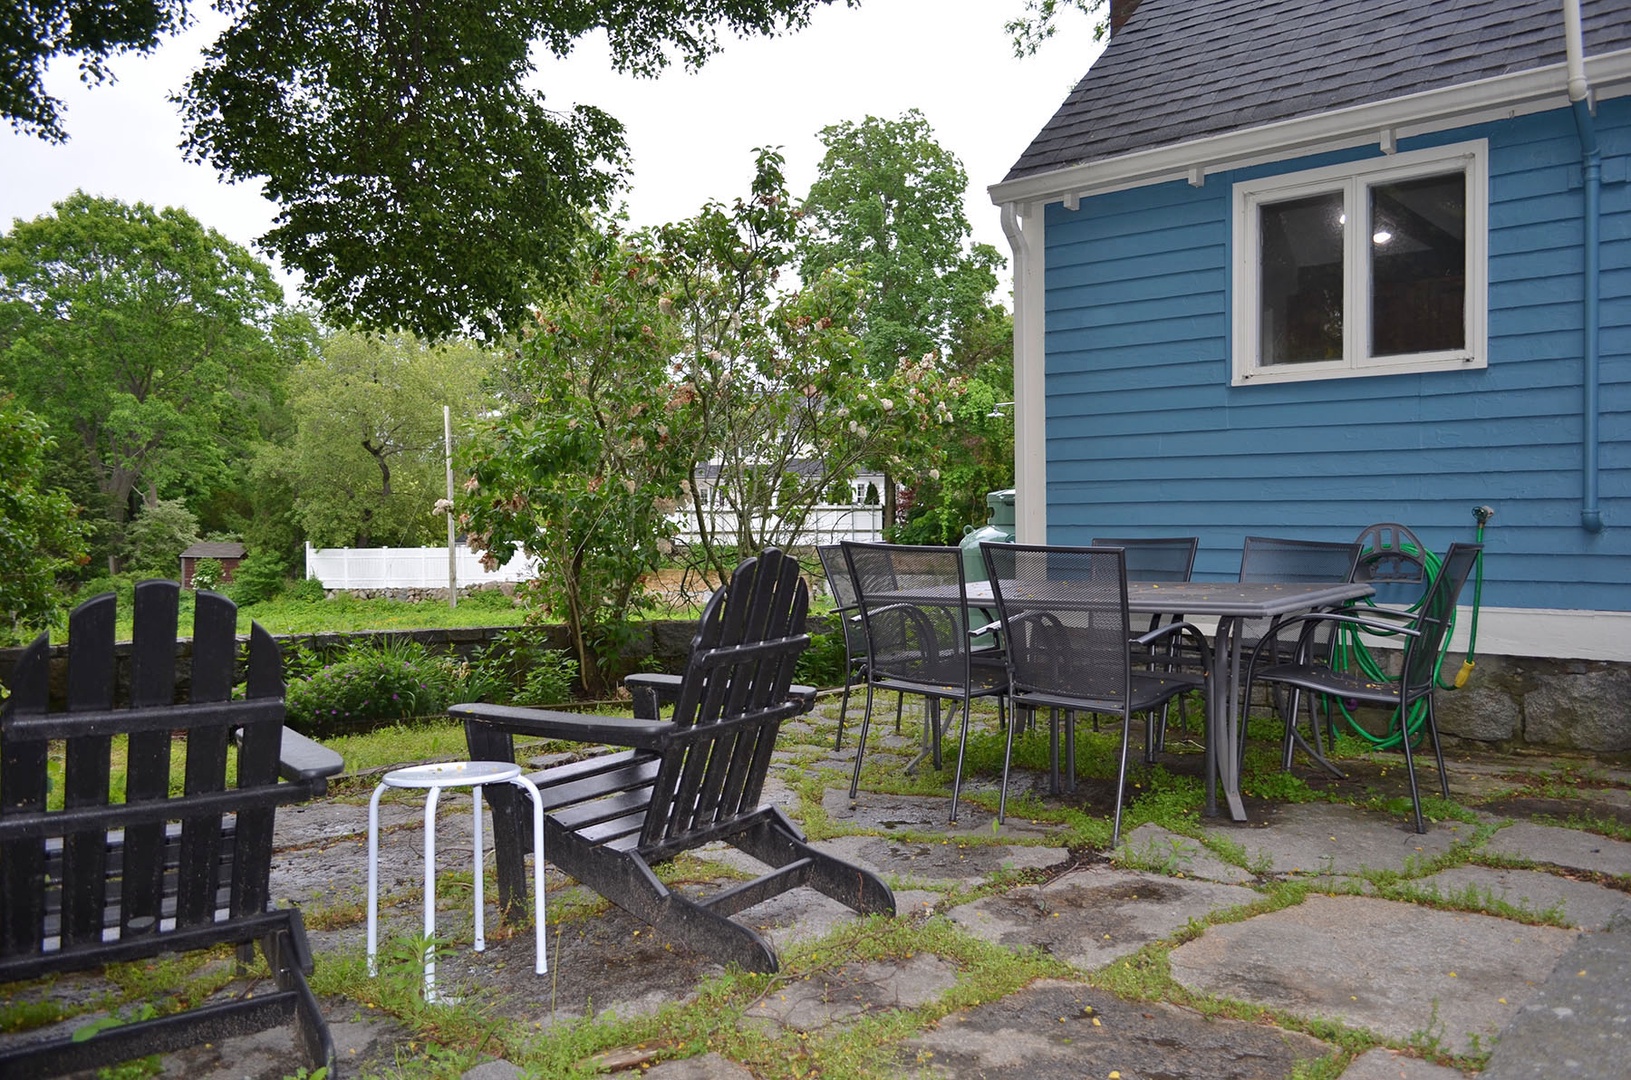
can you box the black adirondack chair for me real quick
[0,582,343,1079]
[455,548,895,973]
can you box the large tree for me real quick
[797,110,1002,377]
[0,394,89,645]
[1,0,188,142]
[460,222,702,696]
[168,0,850,340]
[0,192,286,561]
[662,148,963,581]
[264,329,494,548]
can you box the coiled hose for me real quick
[1327,518,1488,750]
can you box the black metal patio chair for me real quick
[818,543,901,751]
[1093,536,1202,753]
[842,541,1008,822]
[981,543,1213,842]
[1241,542,1483,832]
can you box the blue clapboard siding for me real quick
[1042,99,1630,608]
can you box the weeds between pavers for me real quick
[10,695,1630,1078]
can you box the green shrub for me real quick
[283,577,327,603]
[513,649,578,706]
[285,639,459,736]
[465,629,580,706]
[124,499,199,578]
[795,629,849,689]
[191,558,224,592]
[228,551,289,606]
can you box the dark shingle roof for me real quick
[180,542,247,560]
[1006,0,1631,182]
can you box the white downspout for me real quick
[1001,201,1048,543]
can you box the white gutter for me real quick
[989,49,1631,209]
[1000,202,1048,544]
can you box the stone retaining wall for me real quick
[1,625,1623,752]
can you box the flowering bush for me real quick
[284,640,459,735]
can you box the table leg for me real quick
[472,785,486,953]
[1205,619,1249,822]
[366,782,386,977]
[513,775,548,976]
[424,785,441,1001]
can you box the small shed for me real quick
[179,542,247,589]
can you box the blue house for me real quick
[989,0,1630,703]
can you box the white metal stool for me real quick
[366,761,546,1001]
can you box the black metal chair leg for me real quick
[848,683,878,799]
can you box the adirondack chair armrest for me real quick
[451,702,674,750]
[278,728,345,785]
[623,673,819,719]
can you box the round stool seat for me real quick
[382,760,521,789]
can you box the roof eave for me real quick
[990,48,1631,208]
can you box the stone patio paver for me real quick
[1168,894,1580,1055]
[1410,863,1631,930]
[948,864,1260,969]
[1479,820,1631,878]
[1338,1047,1472,1079]
[898,978,1330,1078]
[1199,801,1472,877]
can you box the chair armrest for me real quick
[278,727,344,784]
[451,702,673,750]
[623,673,817,719]
[1137,620,1214,668]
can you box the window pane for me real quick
[1258,192,1344,366]
[1370,172,1465,356]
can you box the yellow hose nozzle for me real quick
[1453,660,1475,688]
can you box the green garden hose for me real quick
[1327,513,1489,750]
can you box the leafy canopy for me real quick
[0,395,90,644]
[798,110,1002,377]
[171,0,851,340]
[1,0,188,142]
[265,329,495,548]
[461,222,702,695]
[0,192,286,534]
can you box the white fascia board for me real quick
[989,50,1631,208]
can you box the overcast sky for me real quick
[0,1,1103,301]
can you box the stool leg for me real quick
[472,784,486,953]
[514,776,548,976]
[366,782,387,978]
[424,785,441,1001]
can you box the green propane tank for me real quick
[960,490,1015,644]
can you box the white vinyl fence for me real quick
[304,543,538,591]
[670,504,884,547]
[304,504,882,591]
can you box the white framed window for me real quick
[1231,140,1487,385]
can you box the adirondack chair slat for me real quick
[121,581,180,936]
[61,591,117,950]
[0,583,341,1078]
[0,634,50,956]
[230,623,284,919]
[455,548,894,973]
[179,592,235,927]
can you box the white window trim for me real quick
[1231,140,1488,386]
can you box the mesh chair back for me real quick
[843,543,974,690]
[1402,542,1482,693]
[981,544,1132,705]
[817,544,866,663]
[1092,537,1198,582]
[1239,536,1363,583]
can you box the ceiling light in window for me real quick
[1372,229,1393,245]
